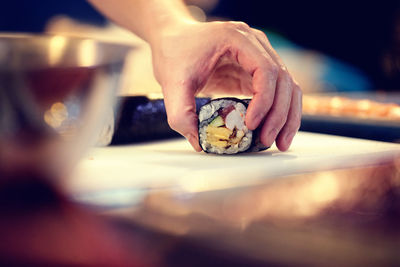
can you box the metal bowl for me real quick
[0,33,133,181]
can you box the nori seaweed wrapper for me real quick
[242,99,269,152]
[111,96,210,144]
[198,97,269,154]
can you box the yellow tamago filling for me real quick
[206,125,244,148]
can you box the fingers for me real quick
[162,83,202,152]
[228,28,279,130]
[251,28,286,67]
[275,84,302,151]
[245,65,278,130]
[158,21,301,152]
[259,71,293,147]
[247,27,302,151]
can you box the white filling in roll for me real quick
[199,99,252,154]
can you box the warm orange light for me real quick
[49,35,67,66]
[44,102,68,129]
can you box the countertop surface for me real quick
[65,132,400,206]
[62,132,400,267]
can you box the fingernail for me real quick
[186,134,202,152]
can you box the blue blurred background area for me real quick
[0,0,399,92]
[209,1,400,92]
[0,0,106,32]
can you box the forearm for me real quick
[87,0,196,46]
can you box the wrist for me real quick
[147,15,198,49]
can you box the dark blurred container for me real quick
[111,96,209,144]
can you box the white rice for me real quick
[199,99,252,154]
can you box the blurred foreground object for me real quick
[0,179,150,266]
[66,132,400,265]
[109,156,400,266]
[0,33,131,180]
[0,34,144,265]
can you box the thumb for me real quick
[162,83,202,152]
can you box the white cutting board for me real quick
[66,132,400,201]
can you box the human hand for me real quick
[151,20,302,152]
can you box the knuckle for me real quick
[224,21,251,36]
[167,108,197,136]
[292,81,300,90]
[289,78,301,91]
[254,29,268,40]
[167,116,178,130]
[279,65,289,74]
[293,78,301,88]
[234,21,250,30]
[223,21,236,29]
[267,63,279,79]
[254,28,264,35]
[167,112,183,131]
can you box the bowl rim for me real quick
[0,32,136,69]
[0,32,136,49]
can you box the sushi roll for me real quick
[198,98,269,154]
[111,96,210,144]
